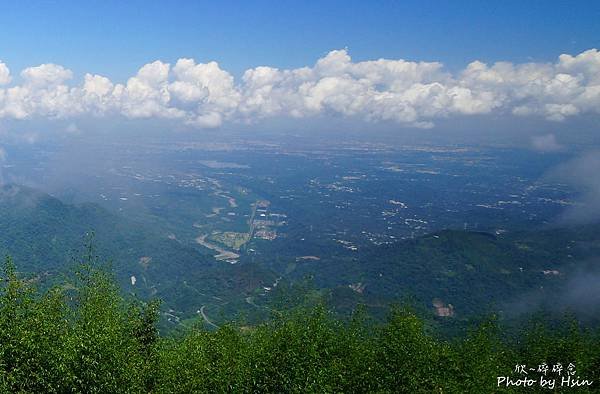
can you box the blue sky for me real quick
[1,1,599,81]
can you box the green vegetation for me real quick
[209,231,250,251]
[0,184,271,325]
[1,257,599,393]
[4,183,600,330]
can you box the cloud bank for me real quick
[0,49,600,128]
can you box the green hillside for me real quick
[260,227,600,325]
[2,183,599,330]
[0,184,273,326]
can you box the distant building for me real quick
[432,299,455,317]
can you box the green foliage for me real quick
[0,256,159,393]
[1,257,599,393]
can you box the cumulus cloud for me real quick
[0,48,599,128]
[0,62,10,85]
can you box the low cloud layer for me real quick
[503,260,600,321]
[551,151,600,224]
[1,48,600,128]
[531,133,564,152]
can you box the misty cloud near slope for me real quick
[0,48,599,128]
[502,260,600,320]
[550,151,600,224]
[562,265,600,314]
[0,184,44,211]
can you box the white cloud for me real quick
[0,48,599,128]
[551,150,600,224]
[0,62,10,85]
[531,133,563,152]
[21,63,72,87]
